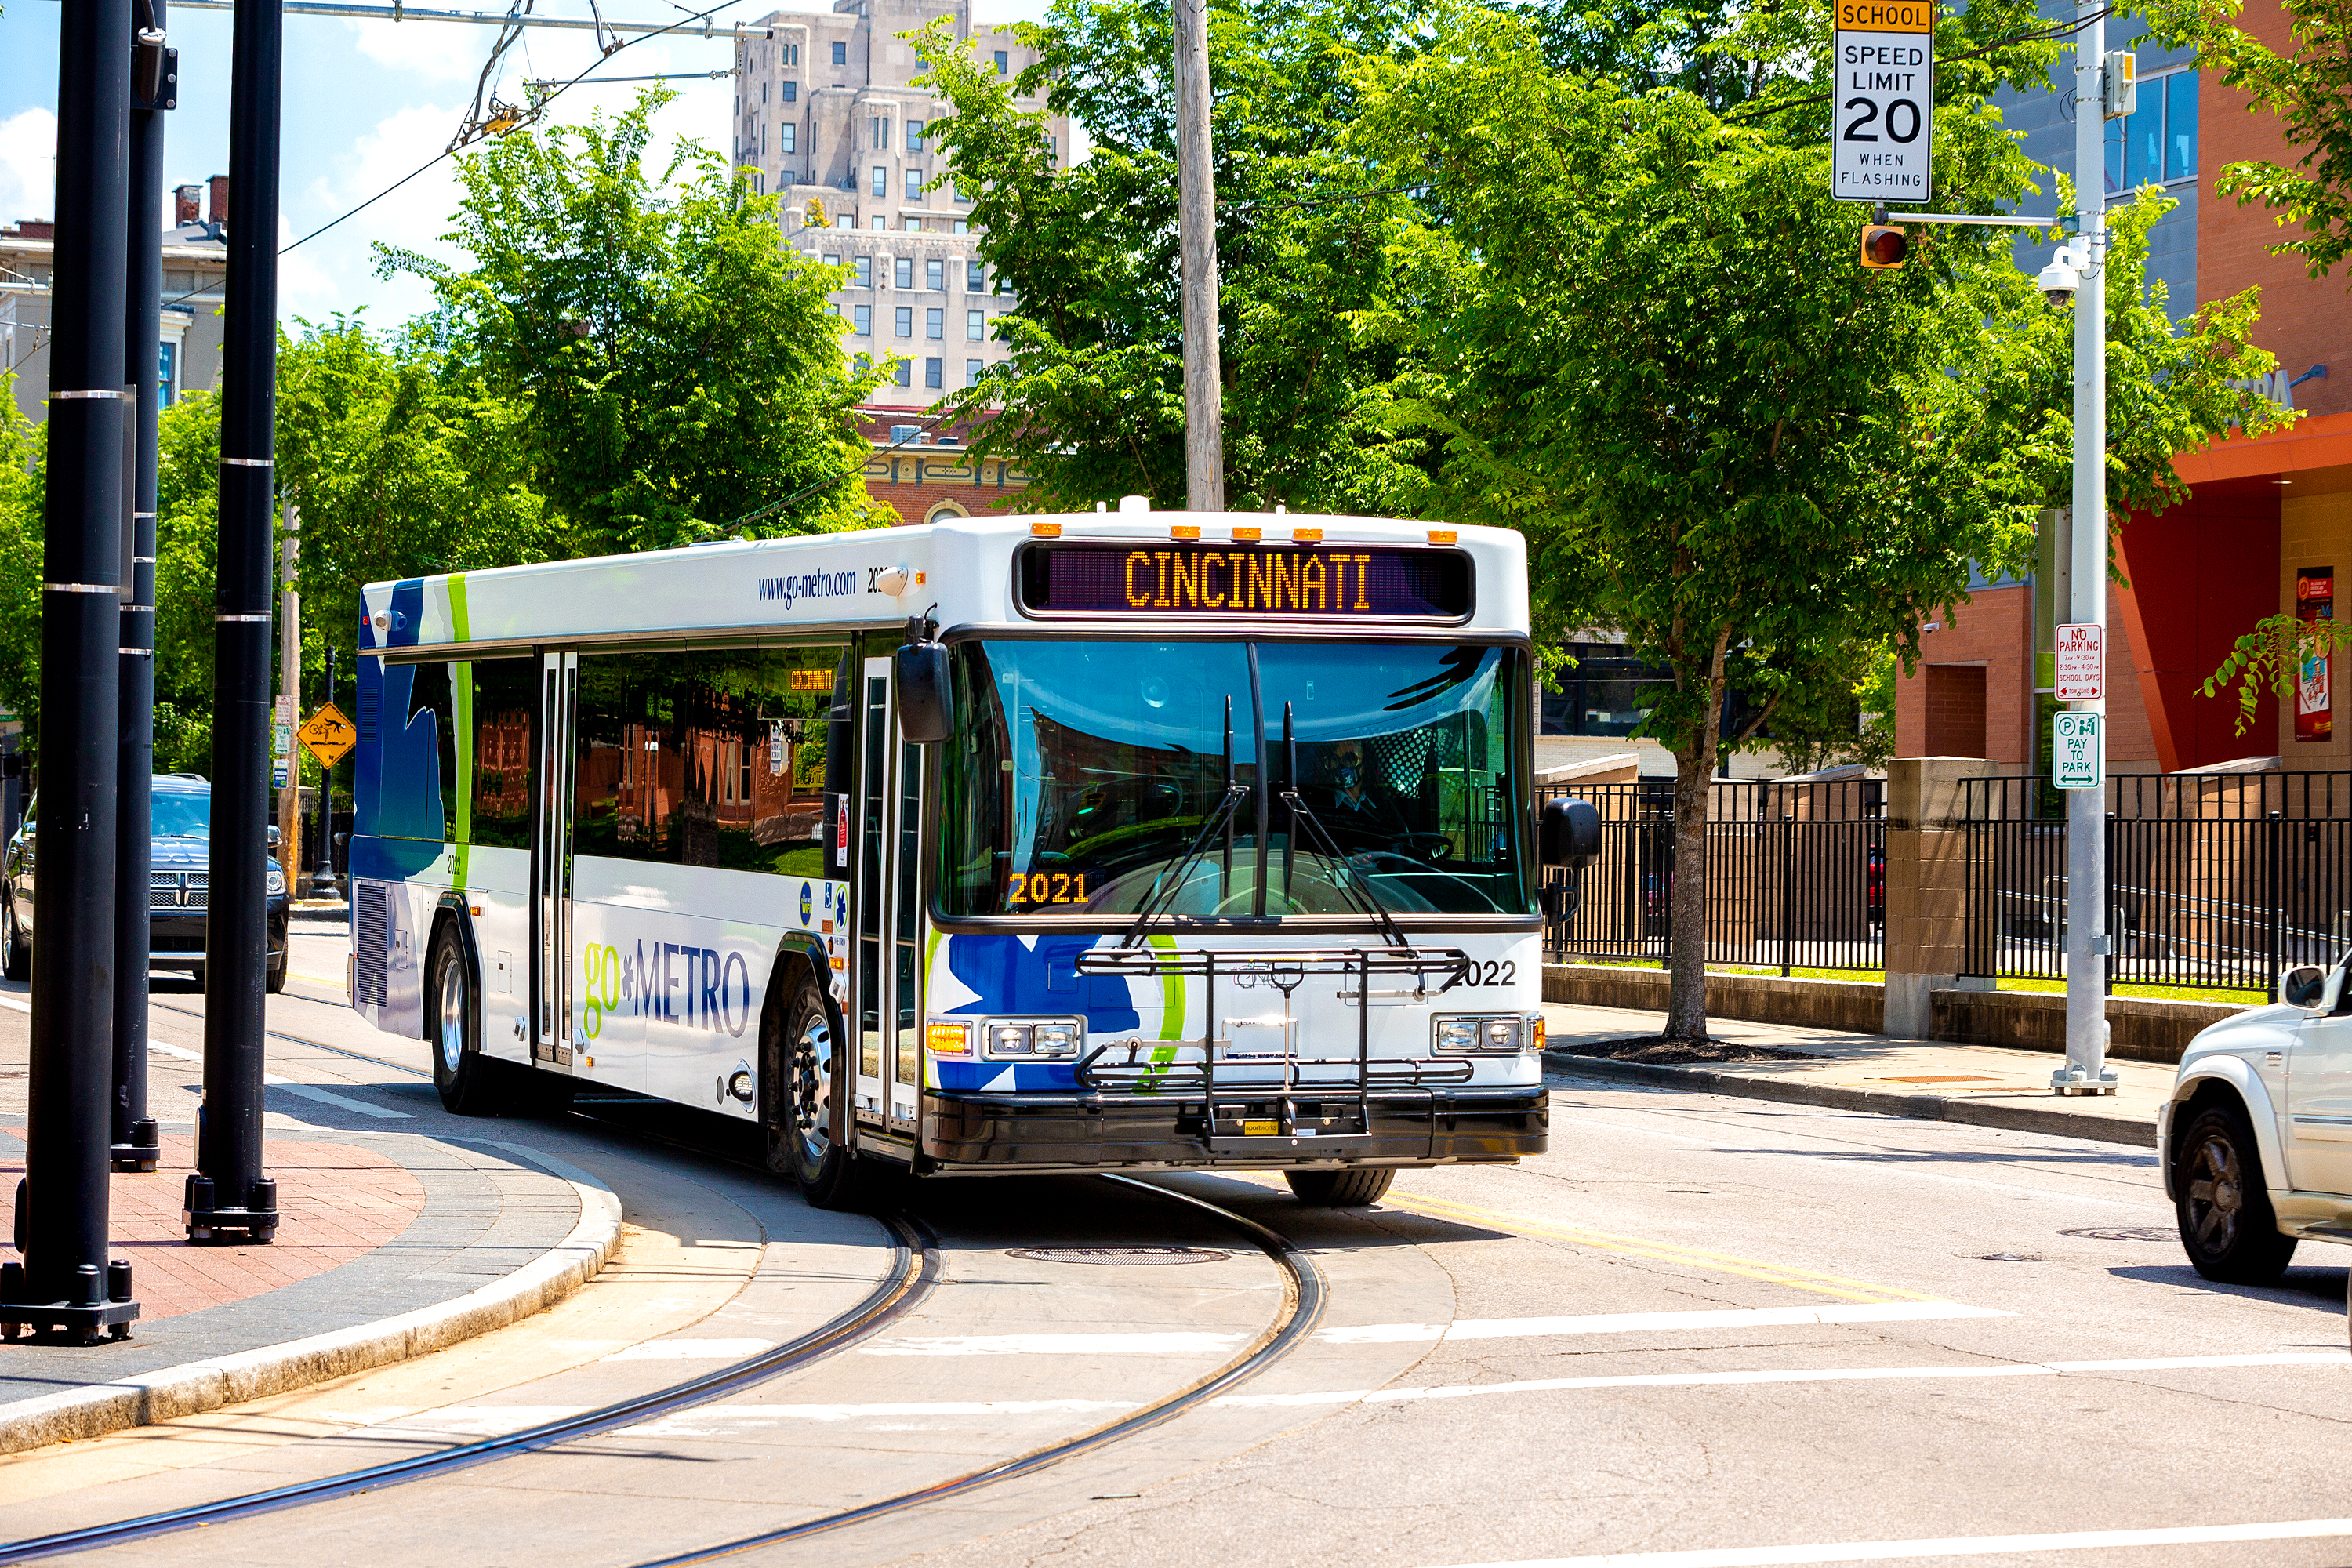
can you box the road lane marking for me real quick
[1319,1301,2011,1345]
[601,1338,778,1362]
[1208,1351,2350,1410]
[1428,1515,2352,1566]
[150,1039,410,1118]
[0,994,25,1014]
[861,1330,1244,1356]
[1387,1190,1936,1305]
[619,1399,1140,1434]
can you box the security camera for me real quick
[2036,246,2084,309]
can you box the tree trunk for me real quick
[1663,633,1732,1042]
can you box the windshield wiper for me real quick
[1116,782,1252,949]
[1279,702,1411,952]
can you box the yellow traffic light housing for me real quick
[1859,223,1909,269]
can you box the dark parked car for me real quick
[2,774,289,991]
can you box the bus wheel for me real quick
[1284,1167,1395,1207]
[429,924,504,1117]
[778,972,858,1209]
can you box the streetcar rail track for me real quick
[34,1009,1332,1563]
[631,1173,1328,1567]
[0,1216,940,1563]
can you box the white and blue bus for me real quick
[348,506,1595,1207]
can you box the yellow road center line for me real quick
[1387,1191,1936,1305]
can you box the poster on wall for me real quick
[2296,565,2333,742]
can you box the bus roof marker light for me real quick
[1171,524,1201,540]
[1428,529,1457,545]
[1232,526,1262,542]
[1118,495,1150,514]
[1032,521,1063,537]
[1291,528,1323,543]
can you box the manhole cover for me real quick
[1007,1246,1229,1266]
[1970,1252,2052,1262]
[2058,1225,2178,1243]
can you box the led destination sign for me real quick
[1017,542,1471,619]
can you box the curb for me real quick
[0,1150,623,1457]
[1543,1049,2158,1149]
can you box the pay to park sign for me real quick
[1833,0,1936,202]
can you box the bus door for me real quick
[531,648,579,1069]
[853,655,922,1133]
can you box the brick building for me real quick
[851,405,1032,523]
[1898,1,2350,771]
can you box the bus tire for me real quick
[771,967,859,1209]
[1284,1167,1395,1207]
[429,923,506,1117]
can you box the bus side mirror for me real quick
[1540,797,1599,869]
[895,641,953,745]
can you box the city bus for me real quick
[347,506,1596,1208]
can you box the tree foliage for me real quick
[2147,0,2352,283]
[914,0,1430,513]
[383,90,889,552]
[0,376,44,746]
[1347,2,2285,1038]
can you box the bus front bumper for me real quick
[919,1086,1546,1173]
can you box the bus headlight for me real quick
[982,1019,1082,1059]
[1434,1014,1541,1054]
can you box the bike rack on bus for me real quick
[1073,945,1475,1158]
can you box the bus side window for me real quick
[468,657,539,850]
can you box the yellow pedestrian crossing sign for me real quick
[298,703,357,768]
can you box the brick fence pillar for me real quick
[1884,757,2003,1039]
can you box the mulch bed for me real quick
[1548,1035,1820,1065]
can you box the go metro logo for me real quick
[581,939,757,1040]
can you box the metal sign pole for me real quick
[2056,0,2114,1095]
[193,0,283,1241]
[4,0,142,1343]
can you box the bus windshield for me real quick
[938,639,1531,920]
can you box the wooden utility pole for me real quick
[1171,0,1223,512]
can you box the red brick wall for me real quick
[1923,665,1988,756]
[1896,585,2031,764]
[2199,0,2347,418]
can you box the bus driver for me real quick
[1310,739,1413,848]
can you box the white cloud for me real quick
[0,108,58,227]
[347,16,485,82]
[283,100,468,325]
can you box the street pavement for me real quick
[4,926,2350,1567]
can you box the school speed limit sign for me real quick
[1833,0,1935,202]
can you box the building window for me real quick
[967,309,985,340]
[822,251,840,269]
[855,352,872,373]
[953,218,969,234]
[993,49,1008,74]
[782,80,797,101]
[872,165,887,197]
[895,305,913,336]
[779,124,795,153]
[832,39,846,64]
[853,303,871,335]
[924,356,943,388]
[926,258,944,291]
[954,180,971,205]
[906,167,924,201]
[926,307,944,338]
[895,256,913,289]
[967,259,985,292]
[872,215,887,230]
[2108,68,2198,192]
[966,358,984,387]
[902,215,921,230]
[785,43,797,64]
[761,82,768,103]
[894,359,912,387]
[760,124,768,154]
[836,213,855,229]
[872,116,890,149]
[853,255,872,287]
[906,118,925,151]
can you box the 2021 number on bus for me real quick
[1006,872,1089,907]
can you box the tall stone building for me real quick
[732,0,1065,411]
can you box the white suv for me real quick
[2161,956,2352,1283]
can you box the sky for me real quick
[0,0,1051,329]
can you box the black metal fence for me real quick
[1961,771,2352,993]
[1540,776,1886,974]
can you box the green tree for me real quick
[2147,0,2352,283]
[1352,4,2287,1040]
[383,90,888,552]
[0,375,44,750]
[913,0,1429,513]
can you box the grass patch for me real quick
[1555,956,2263,1007]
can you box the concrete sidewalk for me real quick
[1541,1002,2172,1148]
[0,989,621,1454]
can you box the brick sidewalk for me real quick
[0,1131,425,1320]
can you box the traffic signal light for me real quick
[1858,223,1909,269]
